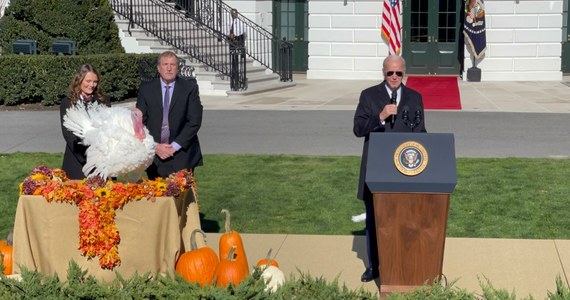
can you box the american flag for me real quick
[381,0,402,55]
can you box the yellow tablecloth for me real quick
[12,194,202,281]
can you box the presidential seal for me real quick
[394,141,428,176]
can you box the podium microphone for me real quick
[390,90,397,125]
[414,107,422,128]
[402,105,409,126]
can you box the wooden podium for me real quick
[365,132,457,295]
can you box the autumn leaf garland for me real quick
[19,166,196,270]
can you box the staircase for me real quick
[112,0,296,96]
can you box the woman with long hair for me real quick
[59,64,110,179]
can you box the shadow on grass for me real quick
[200,212,221,232]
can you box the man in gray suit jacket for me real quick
[136,51,203,179]
[353,55,427,282]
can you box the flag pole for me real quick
[464,0,486,82]
[467,54,481,82]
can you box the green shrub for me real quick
[0,54,156,106]
[2,262,570,299]
[547,276,570,300]
[0,0,123,55]
[386,279,477,300]
[0,262,377,299]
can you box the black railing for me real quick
[230,46,247,90]
[186,0,293,82]
[112,0,239,87]
[279,38,293,83]
[111,0,293,92]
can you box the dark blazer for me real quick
[136,76,203,178]
[60,96,111,179]
[353,81,427,200]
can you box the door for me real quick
[402,0,461,75]
[273,0,308,72]
[562,0,569,73]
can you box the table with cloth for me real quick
[12,191,203,281]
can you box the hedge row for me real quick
[0,263,378,299]
[0,0,124,55]
[2,262,569,299]
[0,54,158,106]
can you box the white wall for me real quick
[307,0,386,80]
[306,0,564,81]
[464,0,563,81]
[224,0,272,28]
[154,0,565,81]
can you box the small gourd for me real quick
[175,229,219,286]
[261,265,286,292]
[257,248,285,292]
[256,248,279,268]
[0,231,13,275]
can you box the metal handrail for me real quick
[189,0,293,81]
[112,0,244,89]
[110,0,293,91]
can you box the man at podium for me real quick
[353,55,427,282]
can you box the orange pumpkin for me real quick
[256,248,279,268]
[0,232,13,275]
[175,229,219,286]
[219,209,249,274]
[214,246,248,287]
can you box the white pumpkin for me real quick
[261,265,286,292]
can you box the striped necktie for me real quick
[160,85,171,143]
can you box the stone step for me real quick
[194,64,269,78]
[114,13,294,96]
[226,80,297,96]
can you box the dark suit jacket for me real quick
[136,76,203,178]
[353,81,427,201]
[60,96,111,179]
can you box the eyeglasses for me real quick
[386,71,404,77]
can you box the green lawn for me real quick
[1,153,570,240]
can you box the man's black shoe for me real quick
[360,268,379,282]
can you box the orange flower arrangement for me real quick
[19,165,196,270]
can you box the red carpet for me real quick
[404,76,462,110]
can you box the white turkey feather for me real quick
[63,101,156,180]
[62,102,96,141]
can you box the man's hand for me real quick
[379,104,397,122]
[156,143,175,160]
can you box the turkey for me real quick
[63,101,156,180]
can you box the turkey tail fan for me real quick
[63,101,96,144]
[75,103,156,180]
[83,128,155,180]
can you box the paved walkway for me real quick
[203,233,570,299]
[200,74,570,113]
